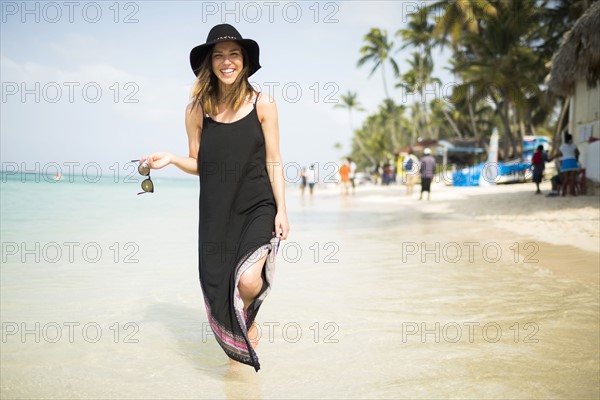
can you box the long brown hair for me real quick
[190,43,255,115]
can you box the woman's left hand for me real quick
[274,211,290,240]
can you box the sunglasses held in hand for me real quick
[131,160,154,195]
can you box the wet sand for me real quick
[1,178,598,398]
[429,181,599,281]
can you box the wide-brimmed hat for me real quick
[189,24,261,77]
[423,148,432,155]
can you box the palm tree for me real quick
[334,91,376,164]
[357,28,399,99]
[430,0,551,158]
[430,98,463,139]
[346,99,412,168]
[396,52,440,139]
[427,0,497,47]
[377,98,405,149]
[396,8,439,139]
[347,1,595,165]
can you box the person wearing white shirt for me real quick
[558,132,579,196]
[305,164,316,196]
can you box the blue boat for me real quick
[452,159,531,186]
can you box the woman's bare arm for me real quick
[257,94,290,240]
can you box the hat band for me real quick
[214,35,238,41]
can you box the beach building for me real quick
[547,1,600,185]
[398,139,484,167]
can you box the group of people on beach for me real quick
[299,165,316,196]
[364,149,437,200]
[298,151,437,199]
[299,158,358,197]
[374,149,437,197]
[531,132,581,196]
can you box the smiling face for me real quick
[211,41,244,87]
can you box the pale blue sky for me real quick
[1,0,451,179]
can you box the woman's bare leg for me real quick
[570,171,577,195]
[562,171,576,196]
[238,252,269,349]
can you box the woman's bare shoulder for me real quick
[255,92,277,116]
[186,101,204,126]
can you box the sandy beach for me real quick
[440,181,599,282]
[349,179,600,280]
[1,176,599,398]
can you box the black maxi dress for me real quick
[197,94,279,371]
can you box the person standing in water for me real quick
[339,159,351,195]
[140,24,289,371]
[306,164,316,196]
[348,157,357,194]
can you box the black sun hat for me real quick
[189,24,261,77]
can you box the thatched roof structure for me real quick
[547,1,600,96]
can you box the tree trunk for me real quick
[421,99,433,138]
[491,90,517,159]
[550,97,570,159]
[442,107,463,138]
[349,110,377,165]
[381,64,390,99]
[354,135,377,165]
[524,104,537,136]
[468,94,480,141]
[519,118,527,156]
[418,57,433,139]
[411,112,419,145]
[497,102,515,159]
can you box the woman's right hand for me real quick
[140,152,174,170]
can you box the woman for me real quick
[558,132,579,196]
[141,24,290,371]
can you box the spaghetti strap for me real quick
[253,92,261,107]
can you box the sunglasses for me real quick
[131,160,154,195]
